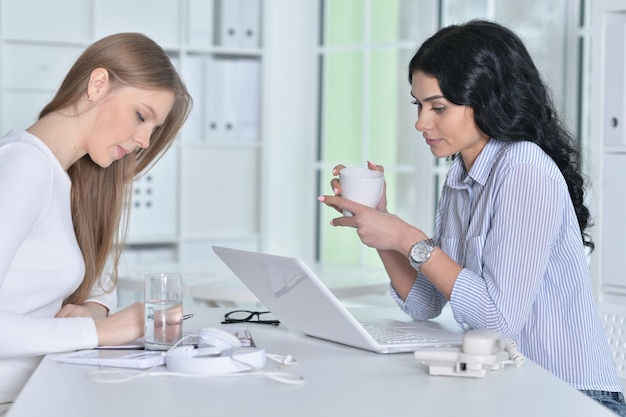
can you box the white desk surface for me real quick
[8,307,615,417]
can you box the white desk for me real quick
[8,307,615,417]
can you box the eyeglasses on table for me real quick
[221,310,280,326]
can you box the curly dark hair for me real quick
[408,20,593,251]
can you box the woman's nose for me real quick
[415,116,429,132]
[136,130,152,149]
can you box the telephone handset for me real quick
[413,329,525,378]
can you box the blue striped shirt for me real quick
[394,139,621,391]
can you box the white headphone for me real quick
[165,327,267,375]
[86,327,303,385]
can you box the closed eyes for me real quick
[411,101,444,114]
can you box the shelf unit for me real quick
[589,0,626,302]
[0,0,275,274]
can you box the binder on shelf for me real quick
[204,56,232,141]
[188,0,215,48]
[204,57,261,142]
[240,0,262,48]
[603,13,626,146]
[219,58,238,142]
[236,59,261,142]
[214,0,262,48]
[214,0,240,48]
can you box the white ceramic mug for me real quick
[339,167,384,216]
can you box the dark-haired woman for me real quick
[319,20,625,415]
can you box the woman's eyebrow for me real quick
[410,93,446,103]
[422,95,446,102]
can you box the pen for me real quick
[183,313,194,321]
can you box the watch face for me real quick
[414,242,428,261]
[417,244,429,258]
[411,240,434,263]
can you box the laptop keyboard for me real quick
[361,323,437,344]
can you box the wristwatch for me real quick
[408,238,436,271]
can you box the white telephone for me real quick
[413,329,525,378]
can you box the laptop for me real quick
[212,246,463,353]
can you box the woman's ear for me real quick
[86,68,110,101]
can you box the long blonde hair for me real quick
[39,33,192,305]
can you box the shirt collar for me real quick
[446,139,506,188]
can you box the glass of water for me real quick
[144,273,184,351]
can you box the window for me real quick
[315,0,587,267]
[316,0,440,266]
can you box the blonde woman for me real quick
[0,32,192,413]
